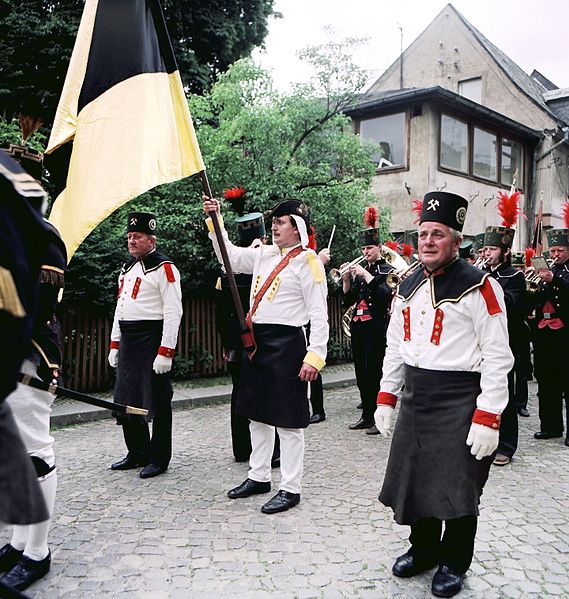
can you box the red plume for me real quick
[385,240,399,252]
[563,202,569,229]
[401,243,414,258]
[497,191,524,228]
[411,199,423,224]
[524,247,535,268]
[223,186,246,216]
[307,226,317,251]
[363,206,378,229]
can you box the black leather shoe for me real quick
[349,417,374,430]
[565,437,569,447]
[517,408,530,417]
[271,457,281,469]
[534,431,563,440]
[110,455,148,470]
[431,565,464,597]
[0,545,23,573]
[309,413,326,424]
[139,464,167,479]
[356,402,362,409]
[0,552,51,591]
[261,490,300,514]
[366,424,381,435]
[228,478,271,499]
[392,551,437,578]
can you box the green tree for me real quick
[0,0,275,122]
[2,36,387,315]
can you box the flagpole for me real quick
[199,171,255,352]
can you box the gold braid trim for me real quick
[40,266,65,288]
[0,266,26,318]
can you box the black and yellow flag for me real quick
[46,0,205,259]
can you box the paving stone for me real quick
[2,382,567,597]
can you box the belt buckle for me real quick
[543,313,551,320]
[356,309,363,315]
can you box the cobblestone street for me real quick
[3,382,568,598]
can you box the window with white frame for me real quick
[359,112,406,169]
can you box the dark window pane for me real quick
[359,113,406,168]
[473,127,497,181]
[440,114,468,172]
[501,138,523,187]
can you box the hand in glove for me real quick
[374,405,394,437]
[153,355,172,375]
[108,349,119,368]
[466,423,499,460]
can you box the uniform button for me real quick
[418,331,423,336]
[492,423,498,429]
[421,310,426,315]
[420,320,424,325]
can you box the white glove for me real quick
[108,349,119,368]
[466,423,499,460]
[374,405,394,437]
[153,355,172,375]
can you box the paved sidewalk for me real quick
[3,379,568,598]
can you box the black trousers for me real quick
[497,368,518,458]
[409,516,478,574]
[534,326,569,435]
[350,319,386,420]
[122,402,172,468]
[228,359,252,462]
[513,339,531,410]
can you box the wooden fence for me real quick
[59,295,350,392]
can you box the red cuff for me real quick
[472,408,501,429]
[110,341,120,350]
[158,346,176,358]
[377,392,398,407]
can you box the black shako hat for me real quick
[127,212,157,235]
[473,233,486,252]
[459,239,475,260]
[484,225,515,249]
[420,191,468,232]
[546,228,569,247]
[235,212,266,247]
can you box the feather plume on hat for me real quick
[401,243,414,258]
[524,247,535,268]
[307,226,317,251]
[411,199,423,224]
[496,191,525,228]
[363,206,378,229]
[223,187,247,216]
[563,202,569,229]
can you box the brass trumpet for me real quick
[386,261,422,289]
[330,256,366,283]
[524,257,557,293]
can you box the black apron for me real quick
[0,402,48,526]
[237,324,309,428]
[379,366,493,525]
[114,320,173,422]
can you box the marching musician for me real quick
[108,213,183,479]
[533,206,569,446]
[204,196,328,514]
[342,207,395,433]
[482,191,526,466]
[374,191,513,598]
[1,142,66,592]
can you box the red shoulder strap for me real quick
[480,277,502,315]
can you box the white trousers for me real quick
[5,360,55,467]
[248,420,304,494]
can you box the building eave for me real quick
[345,86,544,142]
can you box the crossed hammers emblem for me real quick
[427,199,440,211]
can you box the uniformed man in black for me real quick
[532,215,569,446]
[1,144,66,592]
[342,208,394,432]
[483,225,526,465]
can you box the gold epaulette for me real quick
[0,266,26,318]
[40,265,65,288]
[306,251,324,283]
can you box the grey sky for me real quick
[253,0,569,92]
